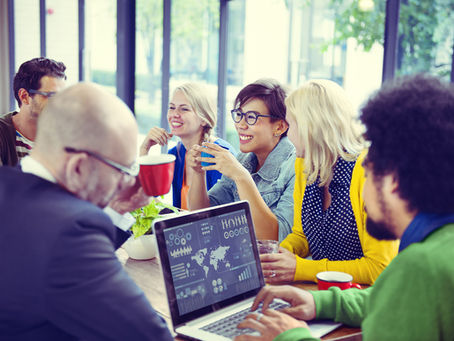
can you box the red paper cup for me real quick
[316,271,361,290]
[138,154,175,196]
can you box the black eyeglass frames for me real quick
[64,147,139,177]
[230,108,275,126]
[28,89,57,98]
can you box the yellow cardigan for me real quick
[280,153,399,285]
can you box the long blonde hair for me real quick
[285,79,364,186]
[174,82,217,142]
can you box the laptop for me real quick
[153,200,341,340]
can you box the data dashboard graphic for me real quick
[163,209,260,315]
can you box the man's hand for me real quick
[109,177,150,214]
[259,247,297,283]
[234,310,309,341]
[250,286,316,321]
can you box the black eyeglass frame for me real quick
[64,147,139,177]
[28,89,57,98]
[230,108,276,126]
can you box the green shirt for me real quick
[275,223,454,341]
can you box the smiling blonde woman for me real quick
[260,79,399,285]
[140,82,235,209]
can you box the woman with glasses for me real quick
[259,79,399,285]
[139,82,235,209]
[187,78,296,241]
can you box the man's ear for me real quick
[18,88,30,106]
[382,173,400,195]
[62,153,91,195]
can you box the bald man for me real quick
[0,83,173,340]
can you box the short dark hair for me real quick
[234,78,288,136]
[13,57,67,107]
[360,74,454,214]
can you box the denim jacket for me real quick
[208,136,296,241]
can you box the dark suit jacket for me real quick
[0,166,173,340]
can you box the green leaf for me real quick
[130,200,179,239]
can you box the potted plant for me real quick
[122,199,178,260]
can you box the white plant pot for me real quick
[122,234,157,260]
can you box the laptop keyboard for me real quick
[201,300,290,339]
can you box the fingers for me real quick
[259,253,280,263]
[149,128,172,146]
[251,287,277,311]
[186,147,205,173]
[237,313,265,331]
[201,141,226,152]
[141,127,172,153]
[278,246,291,254]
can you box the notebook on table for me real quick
[153,200,341,340]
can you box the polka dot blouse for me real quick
[301,157,363,261]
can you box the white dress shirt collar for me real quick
[20,156,56,183]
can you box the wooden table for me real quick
[116,248,362,341]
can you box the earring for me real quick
[274,132,280,137]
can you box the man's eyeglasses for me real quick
[231,109,275,126]
[28,89,57,98]
[64,147,139,177]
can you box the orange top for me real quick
[180,167,189,210]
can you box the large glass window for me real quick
[135,0,163,135]
[135,0,220,138]
[14,0,40,104]
[226,0,289,149]
[397,0,454,80]
[170,0,219,86]
[225,0,384,149]
[85,0,117,94]
[46,0,79,85]
[327,0,385,111]
[168,0,220,133]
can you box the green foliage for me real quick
[171,0,219,40]
[328,0,454,77]
[398,0,454,76]
[136,0,219,79]
[130,199,179,238]
[329,0,386,51]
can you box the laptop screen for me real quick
[153,201,265,326]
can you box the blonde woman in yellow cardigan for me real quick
[260,79,399,285]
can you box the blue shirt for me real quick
[169,138,236,208]
[400,213,454,252]
[208,136,296,241]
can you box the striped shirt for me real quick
[15,131,34,162]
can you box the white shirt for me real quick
[21,156,135,232]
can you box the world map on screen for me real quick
[191,245,231,278]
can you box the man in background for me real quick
[0,57,66,166]
[234,74,454,341]
[0,82,173,340]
